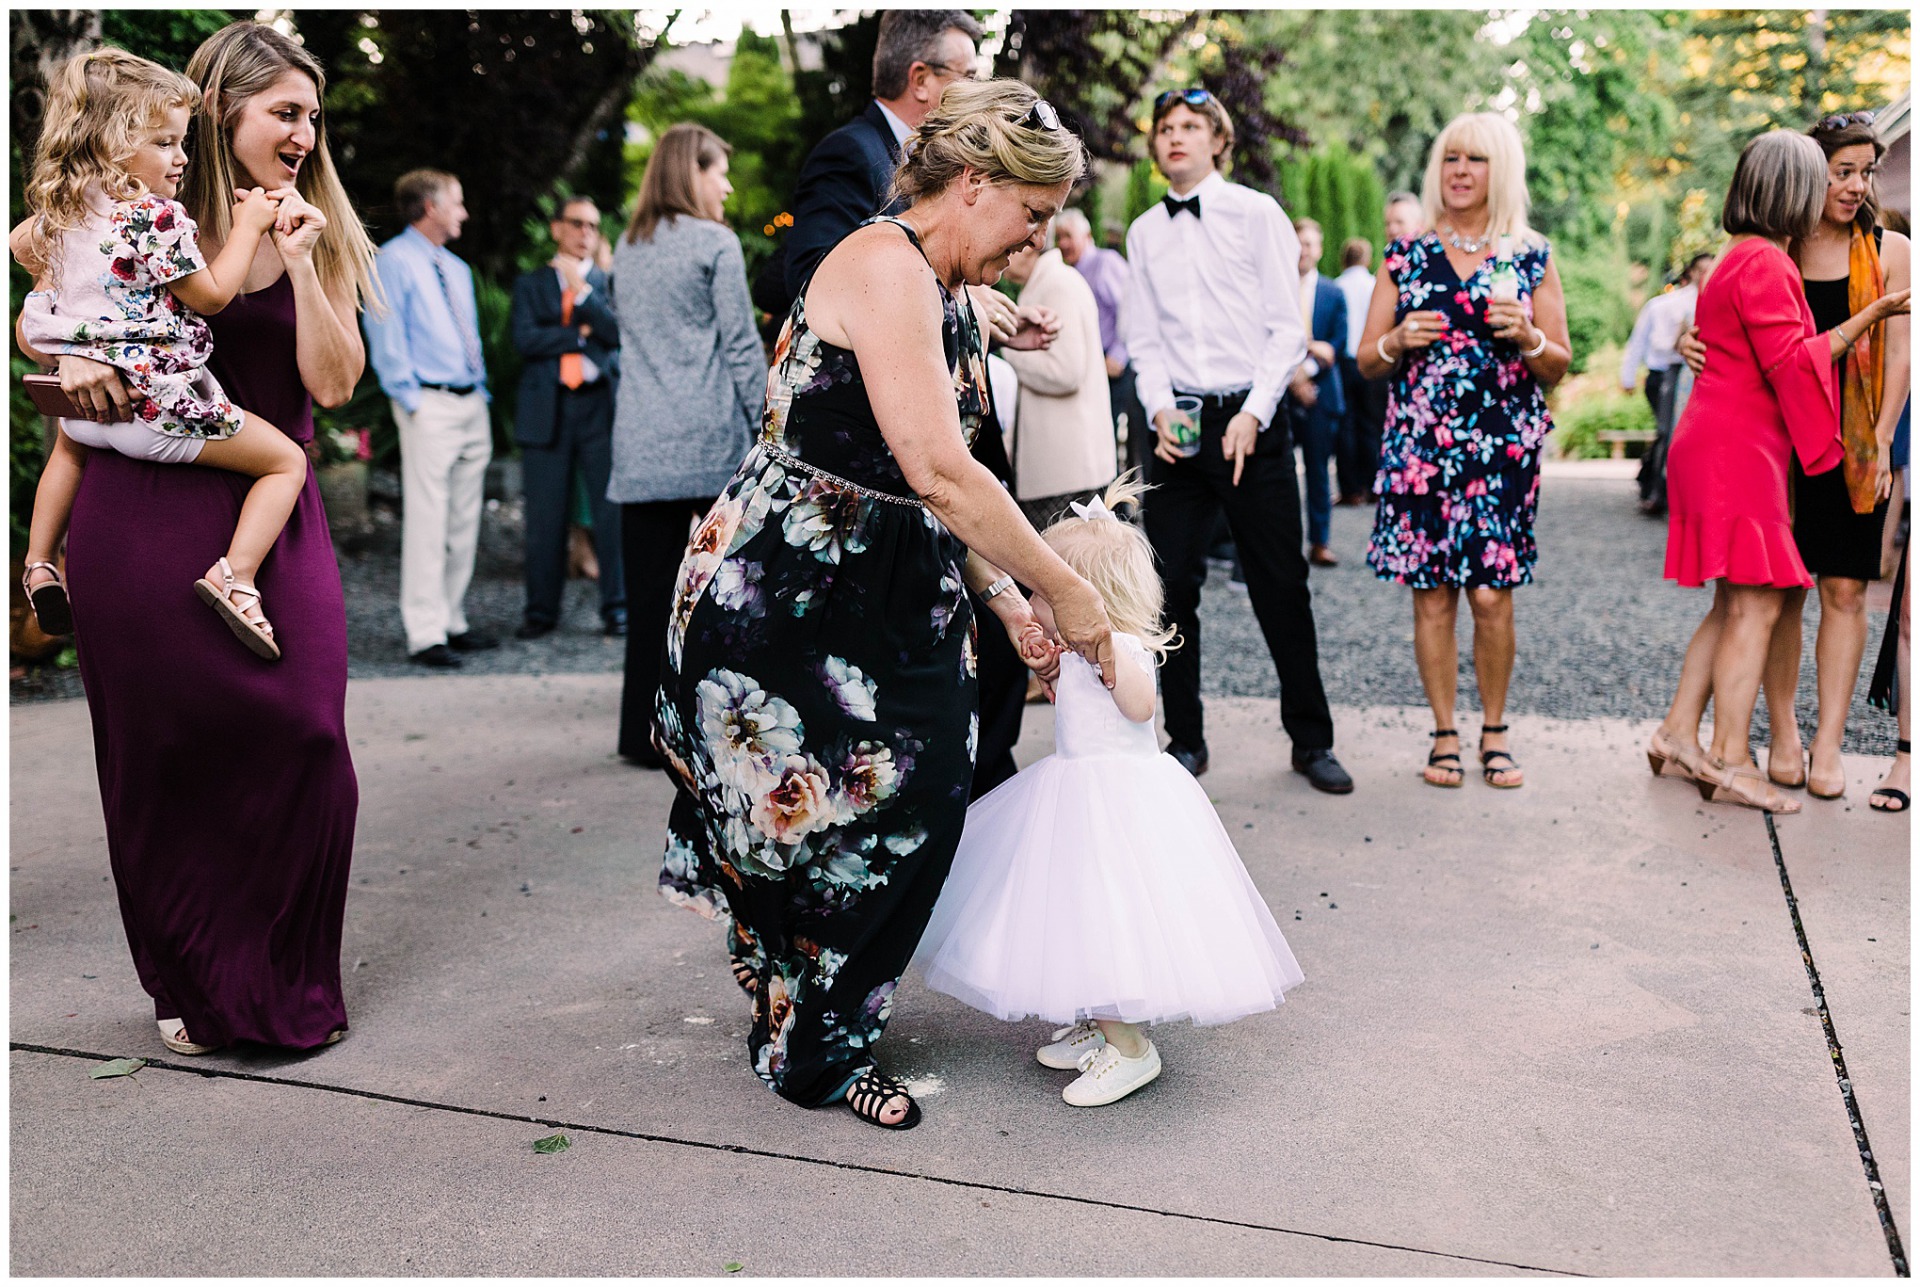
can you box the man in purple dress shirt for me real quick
[1055,208,1144,476]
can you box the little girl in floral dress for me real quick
[15,48,309,660]
[914,473,1305,1107]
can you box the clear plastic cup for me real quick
[1169,394,1204,458]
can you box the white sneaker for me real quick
[1062,1040,1161,1106]
[1036,1021,1105,1070]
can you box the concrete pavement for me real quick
[9,674,1909,1275]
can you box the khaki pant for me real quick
[394,389,492,654]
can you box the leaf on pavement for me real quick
[89,1058,146,1079]
[724,1263,744,1274]
[532,1132,571,1154]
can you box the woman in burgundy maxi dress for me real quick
[64,272,357,1050]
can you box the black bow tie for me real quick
[1163,194,1200,220]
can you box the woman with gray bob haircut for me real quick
[652,79,1113,1130]
[1648,129,1909,813]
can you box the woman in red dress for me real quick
[1647,130,1909,812]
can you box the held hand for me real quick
[1677,323,1706,376]
[1105,354,1126,380]
[1873,288,1911,322]
[1049,576,1116,689]
[1152,407,1191,465]
[1397,309,1450,353]
[1222,411,1260,487]
[230,186,281,236]
[1307,339,1336,367]
[974,286,1020,342]
[1289,371,1318,407]
[1000,303,1060,351]
[58,354,133,422]
[267,191,327,261]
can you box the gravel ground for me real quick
[10,475,1901,757]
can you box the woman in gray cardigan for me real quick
[610,123,768,765]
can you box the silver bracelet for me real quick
[979,574,1016,602]
[1519,328,1548,359]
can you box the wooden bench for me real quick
[1597,428,1657,459]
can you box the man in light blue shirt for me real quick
[364,169,497,668]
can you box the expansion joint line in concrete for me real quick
[12,1041,1585,1278]
[1764,814,1909,1277]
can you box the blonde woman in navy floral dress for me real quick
[654,81,1115,1131]
[1357,112,1571,791]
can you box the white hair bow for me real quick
[1068,495,1118,523]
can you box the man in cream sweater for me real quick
[997,240,1119,529]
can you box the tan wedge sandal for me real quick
[194,557,281,661]
[1696,754,1802,814]
[1645,726,1705,781]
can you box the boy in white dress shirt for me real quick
[1123,89,1351,794]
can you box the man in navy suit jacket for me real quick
[1286,218,1349,567]
[509,196,625,639]
[768,10,984,309]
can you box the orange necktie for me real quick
[559,285,585,389]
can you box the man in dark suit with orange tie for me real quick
[509,196,625,640]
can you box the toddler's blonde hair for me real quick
[24,48,200,284]
[1041,471,1178,661]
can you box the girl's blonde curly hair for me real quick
[1040,470,1179,661]
[23,48,200,285]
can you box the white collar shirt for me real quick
[1335,265,1375,358]
[1122,170,1307,428]
[874,100,913,151]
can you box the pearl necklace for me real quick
[1443,225,1493,254]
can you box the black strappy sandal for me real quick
[844,1068,921,1131]
[1479,724,1524,789]
[1424,728,1463,788]
[1870,739,1911,814]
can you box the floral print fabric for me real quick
[1366,232,1554,588]
[656,217,990,1107]
[20,190,244,440]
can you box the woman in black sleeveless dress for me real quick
[1770,114,1910,799]
[654,82,1114,1130]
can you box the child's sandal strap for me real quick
[1481,724,1509,734]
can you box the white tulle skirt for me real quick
[913,749,1305,1026]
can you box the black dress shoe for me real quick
[514,620,555,641]
[603,609,628,638]
[410,643,462,669]
[1166,740,1210,777]
[447,629,499,652]
[1292,747,1354,794]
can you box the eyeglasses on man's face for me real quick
[557,216,599,231]
[922,59,979,82]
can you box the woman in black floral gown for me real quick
[655,81,1115,1129]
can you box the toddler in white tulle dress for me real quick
[914,474,1304,1107]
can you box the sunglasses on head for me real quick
[1817,110,1876,131]
[1018,99,1061,131]
[1154,88,1215,112]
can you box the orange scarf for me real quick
[1840,227,1886,514]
